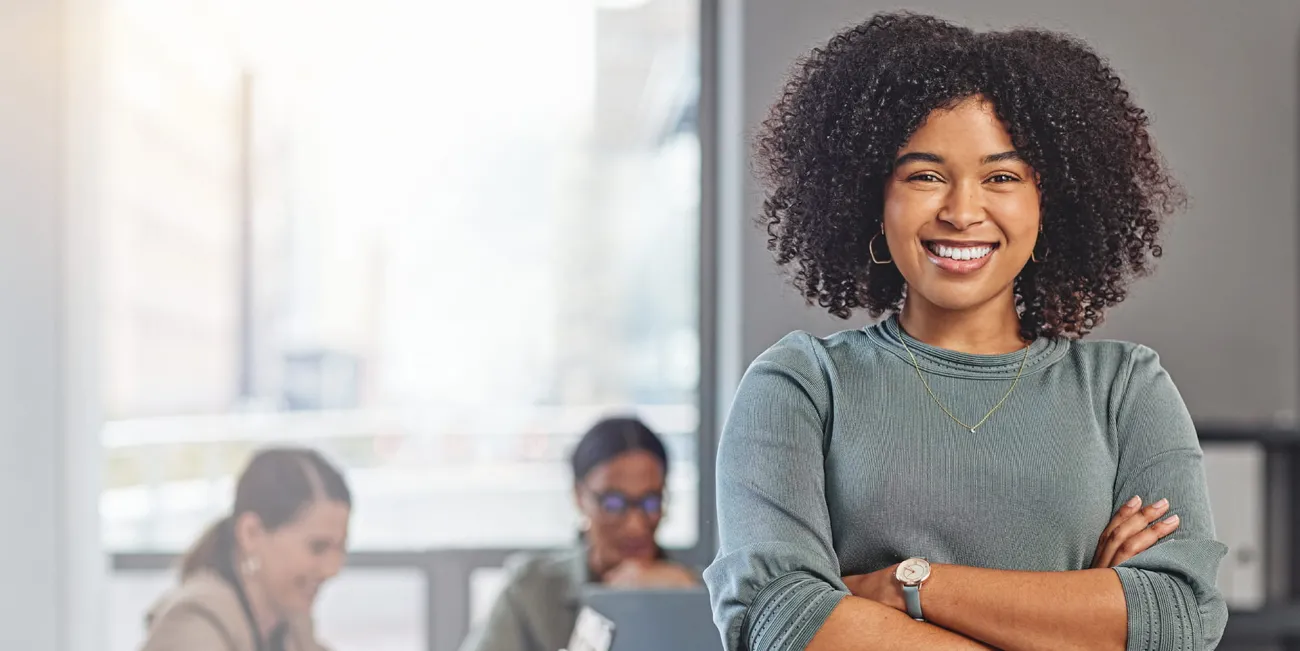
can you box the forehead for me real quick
[900,98,1016,158]
[583,450,665,493]
[275,500,350,537]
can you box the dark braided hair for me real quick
[756,12,1183,340]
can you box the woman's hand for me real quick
[602,560,698,588]
[842,564,906,612]
[1091,495,1181,568]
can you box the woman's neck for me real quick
[899,294,1026,354]
[237,571,283,641]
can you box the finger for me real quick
[1094,496,1144,567]
[1112,498,1170,540]
[1099,499,1170,567]
[1110,514,1181,566]
[1101,496,1144,541]
[1098,499,1170,566]
[1094,496,1143,566]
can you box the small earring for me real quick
[1031,224,1049,263]
[869,226,892,265]
[579,516,592,532]
[241,555,261,576]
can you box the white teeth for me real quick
[929,244,992,261]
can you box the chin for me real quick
[276,595,315,617]
[619,543,657,562]
[912,288,1003,313]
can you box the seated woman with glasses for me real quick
[460,416,699,651]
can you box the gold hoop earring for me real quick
[869,228,892,265]
[1031,224,1049,263]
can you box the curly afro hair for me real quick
[756,12,1183,340]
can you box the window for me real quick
[102,1,701,646]
[101,0,700,553]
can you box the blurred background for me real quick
[2,0,1300,649]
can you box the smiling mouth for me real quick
[924,241,998,261]
[922,240,1000,274]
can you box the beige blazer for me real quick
[141,571,329,651]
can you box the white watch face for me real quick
[896,558,931,585]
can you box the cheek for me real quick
[882,187,930,231]
[1000,191,1042,233]
[984,191,1039,243]
[591,519,620,542]
[1005,211,1043,249]
[264,545,310,587]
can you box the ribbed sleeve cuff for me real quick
[745,572,847,651]
[1113,566,1204,650]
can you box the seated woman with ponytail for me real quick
[142,447,352,651]
[459,417,699,651]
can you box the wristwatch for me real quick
[895,557,931,622]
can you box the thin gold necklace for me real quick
[898,331,1032,433]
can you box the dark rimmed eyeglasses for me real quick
[585,488,665,518]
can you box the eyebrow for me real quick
[982,150,1024,164]
[894,152,944,167]
[893,150,1024,167]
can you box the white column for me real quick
[0,0,105,649]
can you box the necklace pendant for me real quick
[969,427,977,433]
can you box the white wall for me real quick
[718,0,1300,426]
[0,0,105,649]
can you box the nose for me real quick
[622,509,654,537]
[321,550,346,581]
[939,179,985,230]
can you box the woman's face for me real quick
[239,499,350,617]
[576,450,667,570]
[882,96,1042,316]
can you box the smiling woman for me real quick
[141,448,351,651]
[705,11,1226,651]
[883,98,1044,354]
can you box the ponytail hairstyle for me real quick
[179,447,351,579]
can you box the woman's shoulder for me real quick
[145,571,328,651]
[143,571,248,649]
[1067,337,1164,374]
[499,548,586,595]
[147,570,242,624]
[751,327,882,373]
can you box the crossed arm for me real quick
[808,497,1179,651]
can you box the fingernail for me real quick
[1164,515,1180,525]
[1125,496,1142,508]
[1154,498,1169,509]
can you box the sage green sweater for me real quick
[704,315,1228,650]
